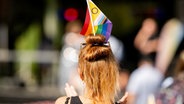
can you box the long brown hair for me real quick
[78,34,119,104]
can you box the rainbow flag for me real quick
[80,0,112,41]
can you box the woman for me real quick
[55,34,128,104]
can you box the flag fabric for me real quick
[80,0,112,41]
[80,8,92,36]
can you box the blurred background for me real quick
[0,0,183,103]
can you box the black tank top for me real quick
[65,96,83,104]
[64,96,120,104]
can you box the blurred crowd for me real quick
[126,18,184,104]
[0,1,184,104]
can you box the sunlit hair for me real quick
[78,34,119,104]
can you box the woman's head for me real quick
[78,34,119,103]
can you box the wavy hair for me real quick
[78,34,119,104]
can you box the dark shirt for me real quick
[65,96,120,104]
[65,96,82,104]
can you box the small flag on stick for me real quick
[80,0,112,41]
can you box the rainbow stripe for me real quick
[80,9,92,36]
[80,0,112,41]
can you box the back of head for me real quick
[79,34,119,104]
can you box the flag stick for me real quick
[86,0,96,36]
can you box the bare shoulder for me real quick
[55,96,68,104]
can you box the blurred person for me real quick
[109,36,124,63]
[15,23,41,87]
[155,50,184,104]
[152,19,183,104]
[134,18,158,55]
[126,53,163,104]
[126,18,184,104]
[56,35,128,104]
[126,18,163,104]
[155,18,184,91]
[155,18,184,74]
[58,20,85,95]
